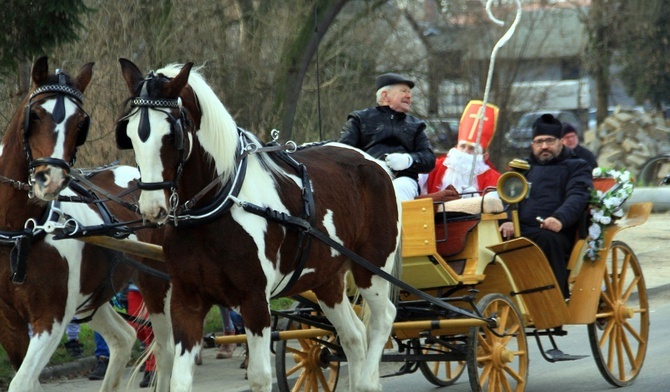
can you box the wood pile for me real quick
[583,107,670,179]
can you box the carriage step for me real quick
[544,348,588,361]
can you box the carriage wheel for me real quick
[417,337,466,386]
[275,306,340,392]
[638,155,670,186]
[466,293,528,392]
[588,240,649,387]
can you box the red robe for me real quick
[424,156,501,194]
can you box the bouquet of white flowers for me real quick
[585,168,634,261]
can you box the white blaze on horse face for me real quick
[31,98,79,200]
[126,110,172,222]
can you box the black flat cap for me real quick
[375,73,415,90]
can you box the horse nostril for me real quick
[157,207,168,220]
[33,171,49,186]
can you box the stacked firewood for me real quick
[584,108,670,178]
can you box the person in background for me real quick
[420,101,501,197]
[561,123,598,170]
[499,114,593,298]
[127,282,156,388]
[215,306,237,359]
[339,72,435,201]
[87,332,110,380]
[63,320,83,359]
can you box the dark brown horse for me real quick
[116,59,400,392]
[0,57,171,391]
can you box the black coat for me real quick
[339,106,435,180]
[519,147,593,233]
[571,144,598,170]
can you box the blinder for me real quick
[22,77,89,165]
[115,96,186,151]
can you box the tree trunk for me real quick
[277,0,348,140]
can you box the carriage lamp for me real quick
[497,171,530,238]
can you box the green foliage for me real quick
[0,0,90,73]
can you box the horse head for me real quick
[22,56,94,200]
[117,59,195,223]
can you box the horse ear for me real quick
[31,56,49,87]
[165,62,193,97]
[74,62,95,94]
[119,58,145,93]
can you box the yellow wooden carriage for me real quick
[263,171,651,392]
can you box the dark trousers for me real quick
[522,227,573,298]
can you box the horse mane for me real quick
[155,64,239,183]
[156,64,288,183]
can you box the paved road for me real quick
[42,211,670,391]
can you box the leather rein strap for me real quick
[240,199,493,324]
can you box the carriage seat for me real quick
[434,195,503,259]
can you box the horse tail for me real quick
[127,339,155,389]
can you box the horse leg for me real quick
[133,273,173,392]
[146,293,173,392]
[169,288,209,392]
[355,275,396,392]
[0,302,29,371]
[88,303,136,392]
[238,298,273,392]
[2,309,39,392]
[315,289,368,392]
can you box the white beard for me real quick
[442,148,490,194]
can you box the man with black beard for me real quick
[499,114,592,298]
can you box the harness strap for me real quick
[69,170,139,213]
[269,151,315,298]
[240,201,494,325]
[9,234,31,284]
[0,175,31,192]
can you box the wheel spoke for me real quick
[316,370,331,392]
[616,328,625,380]
[619,324,637,368]
[285,361,307,377]
[292,369,308,392]
[500,368,514,391]
[621,276,640,302]
[622,319,643,343]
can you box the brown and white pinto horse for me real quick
[0,57,172,391]
[116,59,400,392]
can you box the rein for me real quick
[173,129,296,218]
[238,200,494,325]
[0,175,31,192]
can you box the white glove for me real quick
[385,153,414,171]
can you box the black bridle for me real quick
[23,70,90,179]
[115,74,189,196]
